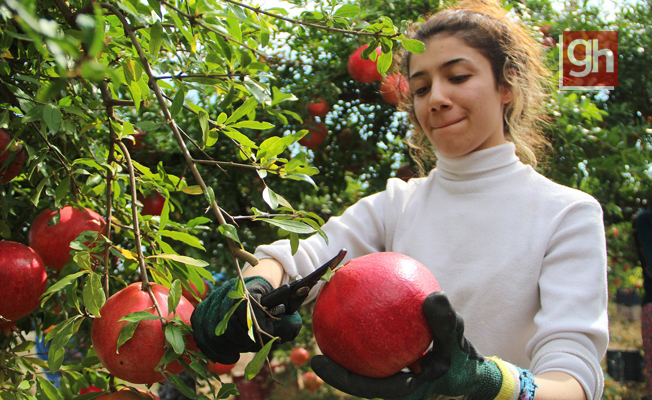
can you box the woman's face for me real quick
[409,35,512,158]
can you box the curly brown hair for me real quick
[400,0,553,175]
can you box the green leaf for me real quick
[168,280,181,315]
[12,340,35,353]
[118,311,164,323]
[170,89,185,117]
[262,187,278,210]
[225,15,242,43]
[165,372,198,399]
[244,337,277,380]
[227,289,244,300]
[215,299,243,336]
[82,273,105,318]
[129,81,141,112]
[284,173,317,187]
[321,267,333,283]
[48,317,77,373]
[222,127,258,148]
[199,110,209,146]
[31,177,47,206]
[401,38,425,54]
[377,50,393,75]
[218,224,241,244]
[256,218,316,234]
[150,21,163,56]
[232,120,274,130]
[181,185,203,195]
[122,120,135,139]
[160,346,182,367]
[225,97,257,125]
[244,80,271,104]
[290,233,299,255]
[216,383,239,398]
[203,186,216,204]
[165,324,185,355]
[160,196,170,228]
[334,4,360,18]
[40,271,88,303]
[187,216,211,227]
[219,84,237,109]
[116,321,139,353]
[37,376,63,400]
[146,254,209,267]
[271,86,295,106]
[246,301,254,341]
[54,176,70,203]
[158,230,205,251]
[299,217,328,244]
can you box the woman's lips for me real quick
[431,117,464,129]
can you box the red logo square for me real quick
[559,31,618,90]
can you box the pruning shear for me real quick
[260,249,347,316]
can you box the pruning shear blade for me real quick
[259,249,347,316]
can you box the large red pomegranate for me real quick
[347,44,383,83]
[91,282,195,385]
[312,252,440,378]
[28,206,106,271]
[0,241,48,323]
[0,129,25,184]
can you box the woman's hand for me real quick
[311,291,519,400]
[191,276,302,364]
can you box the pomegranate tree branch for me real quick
[98,80,120,295]
[100,2,258,268]
[221,0,402,39]
[155,73,246,80]
[190,158,264,170]
[116,140,150,290]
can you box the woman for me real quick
[191,1,608,399]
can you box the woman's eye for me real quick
[450,75,471,83]
[413,86,429,95]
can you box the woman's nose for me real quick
[428,82,452,111]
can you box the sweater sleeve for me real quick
[248,188,390,303]
[527,199,609,400]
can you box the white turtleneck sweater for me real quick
[252,143,608,400]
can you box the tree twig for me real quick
[116,140,150,290]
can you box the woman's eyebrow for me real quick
[409,57,473,80]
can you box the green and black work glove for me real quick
[191,277,302,365]
[312,291,527,400]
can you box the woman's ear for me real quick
[500,84,513,105]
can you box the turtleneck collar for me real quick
[432,142,521,181]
